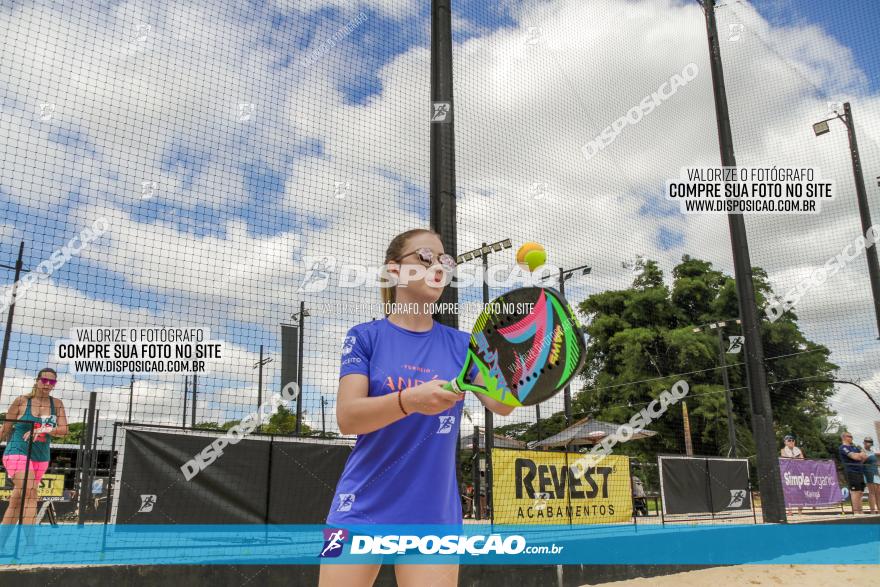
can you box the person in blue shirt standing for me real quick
[839,432,867,514]
[319,228,515,587]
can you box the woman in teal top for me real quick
[1,368,69,527]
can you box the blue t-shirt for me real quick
[326,318,472,525]
[839,444,864,475]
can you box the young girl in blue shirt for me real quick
[319,228,514,587]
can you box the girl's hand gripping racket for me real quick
[443,287,587,407]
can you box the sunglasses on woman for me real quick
[39,377,57,385]
[396,247,457,269]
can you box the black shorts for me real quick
[847,473,866,492]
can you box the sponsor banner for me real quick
[0,524,877,565]
[0,473,64,499]
[779,458,841,507]
[492,449,631,524]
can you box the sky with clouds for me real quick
[0,0,878,448]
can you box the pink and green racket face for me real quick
[452,287,587,407]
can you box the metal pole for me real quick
[77,391,97,525]
[295,301,305,436]
[191,374,197,428]
[0,241,24,404]
[472,426,481,521]
[430,0,458,330]
[182,376,188,428]
[716,328,737,457]
[127,374,134,423]
[559,268,572,425]
[843,102,880,338]
[481,245,494,521]
[702,0,785,523]
[321,396,326,437]
[257,344,264,410]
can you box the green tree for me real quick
[52,421,86,445]
[193,422,224,431]
[260,405,313,436]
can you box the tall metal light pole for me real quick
[292,302,310,435]
[253,344,273,412]
[127,374,135,423]
[190,373,198,428]
[558,264,592,426]
[701,0,786,522]
[456,238,512,522]
[693,319,741,457]
[182,376,188,428]
[813,102,880,338]
[0,241,27,404]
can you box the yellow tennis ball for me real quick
[524,249,547,272]
[516,242,546,271]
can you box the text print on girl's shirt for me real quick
[326,318,471,525]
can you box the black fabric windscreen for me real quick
[281,324,301,391]
[707,459,751,513]
[116,429,270,524]
[268,441,351,523]
[660,457,710,515]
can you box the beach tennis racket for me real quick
[443,287,587,407]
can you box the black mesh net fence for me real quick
[0,0,876,529]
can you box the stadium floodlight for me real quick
[718,321,726,327]
[812,120,830,136]
[491,242,503,252]
[502,239,512,249]
[481,246,492,255]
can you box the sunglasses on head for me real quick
[39,377,57,385]
[396,247,456,269]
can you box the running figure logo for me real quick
[727,489,747,508]
[138,494,157,513]
[319,528,349,558]
[341,336,356,356]
[298,257,335,293]
[431,102,451,122]
[436,416,455,434]
[336,493,355,512]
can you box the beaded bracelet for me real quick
[397,389,408,415]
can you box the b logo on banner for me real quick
[727,489,747,508]
[727,336,744,354]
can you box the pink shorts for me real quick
[2,455,49,484]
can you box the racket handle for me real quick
[442,382,454,392]
[442,381,461,393]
